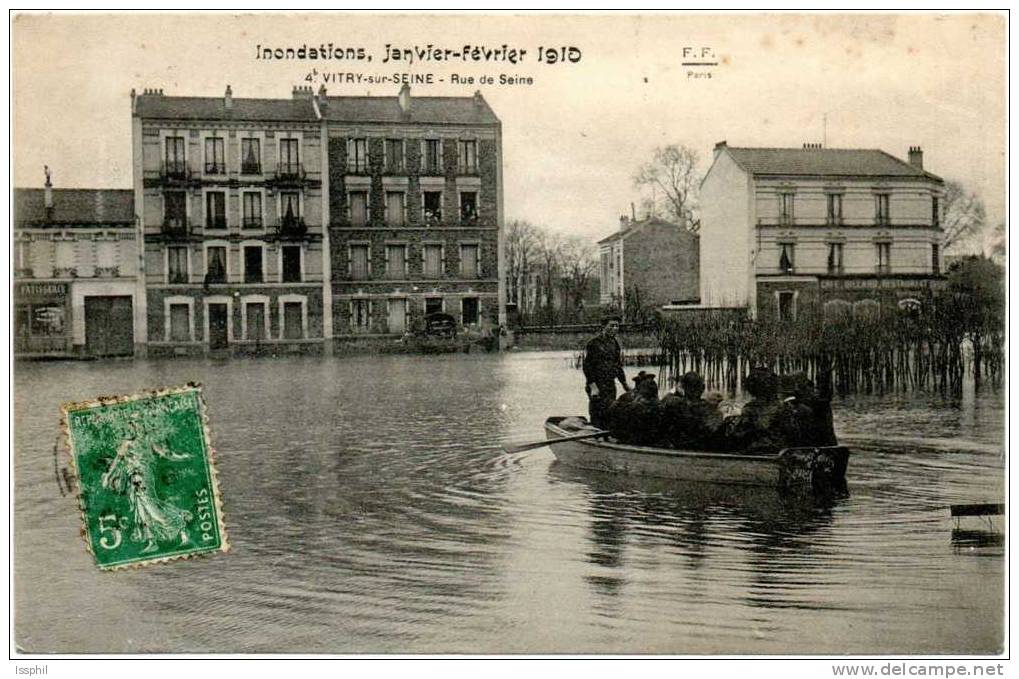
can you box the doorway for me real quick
[208,303,229,349]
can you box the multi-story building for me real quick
[132,86,329,356]
[699,142,945,321]
[14,172,142,358]
[325,85,504,341]
[598,216,700,310]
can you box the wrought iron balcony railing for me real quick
[240,162,262,175]
[274,217,308,239]
[274,163,306,181]
[242,216,263,229]
[204,162,227,175]
[160,162,191,181]
[161,218,189,237]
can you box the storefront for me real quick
[14,282,72,357]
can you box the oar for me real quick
[503,429,608,454]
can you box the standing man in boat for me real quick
[583,315,629,428]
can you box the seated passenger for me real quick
[607,371,660,445]
[664,372,724,449]
[780,373,838,447]
[720,367,787,454]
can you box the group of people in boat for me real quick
[583,316,837,454]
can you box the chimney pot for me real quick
[44,166,53,216]
[398,84,411,114]
[473,90,483,107]
[224,84,233,109]
[908,146,923,170]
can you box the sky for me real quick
[12,12,1006,244]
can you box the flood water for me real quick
[14,352,1005,654]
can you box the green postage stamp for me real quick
[61,384,229,570]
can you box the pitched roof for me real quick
[14,189,135,226]
[724,147,943,182]
[135,95,318,122]
[133,92,500,126]
[324,96,499,125]
[598,217,689,244]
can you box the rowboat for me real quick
[544,416,850,489]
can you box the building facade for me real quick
[325,85,504,342]
[598,216,700,310]
[133,86,329,356]
[14,177,142,358]
[699,143,945,321]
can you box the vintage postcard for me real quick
[11,11,1007,660]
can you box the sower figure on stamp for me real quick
[583,315,629,429]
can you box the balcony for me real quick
[205,217,227,231]
[204,162,227,176]
[54,267,78,278]
[423,209,443,226]
[347,161,370,176]
[242,216,264,230]
[273,216,308,240]
[95,266,120,278]
[161,218,190,239]
[240,162,262,176]
[273,163,306,184]
[459,163,479,176]
[160,162,192,182]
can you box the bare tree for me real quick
[557,235,598,322]
[633,144,701,231]
[505,220,539,316]
[533,229,565,325]
[941,180,987,253]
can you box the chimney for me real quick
[224,84,233,109]
[713,140,728,159]
[908,146,923,170]
[44,166,53,220]
[802,142,822,149]
[398,84,411,114]
[317,84,328,108]
[292,85,313,100]
[473,90,484,108]
[619,215,629,231]
[630,202,636,221]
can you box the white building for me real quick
[699,142,945,321]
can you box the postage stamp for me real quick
[61,384,229,570]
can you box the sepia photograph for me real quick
[9,11,1007,660]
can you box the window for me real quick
[282,246,302,283]
[876,242,891,274]
[460,243,480,278]
[779,193,794,224]
[385,192,405,226]
[826,193,843,224]
[827,242,844,274]
[932,243,940,274]
[205,246,226,284]
[388,298,407,334]
[244,246,263,283]
[932,196,940,227]
[17,303,65,339]
[170,304,191,342]
[423,139,441,174]
[279,138,300,175]
[283,302,304,339]
[204,137,225,175]
[423,191,442,224]
[167,246,189,284]
[241,138,262,175]
[350,299,371,333]
[460,192,478,224]
[243,192,263,229]
[245,302,266,341]
[423,244,443,277]
[205,191,226,229]
[875,194,890,224]
[350,244,370,279]
[425,297,443,315]
[385,244,407,279]
[164,191,187,230]
[462,297,480,326]
[778,242,795,273]
[280,192,301,228]
[777,291,796,322]
[458,140,478,174]
[349,191,369,226]
[385,139,404,173]
[350,138,368,173]
[164,136,186,176]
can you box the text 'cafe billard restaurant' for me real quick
[15,281,72,357]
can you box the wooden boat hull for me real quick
[544,416,849,489]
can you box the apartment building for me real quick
[132,86,329,356]
[699,143,945,321]
[325,85,504,340]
